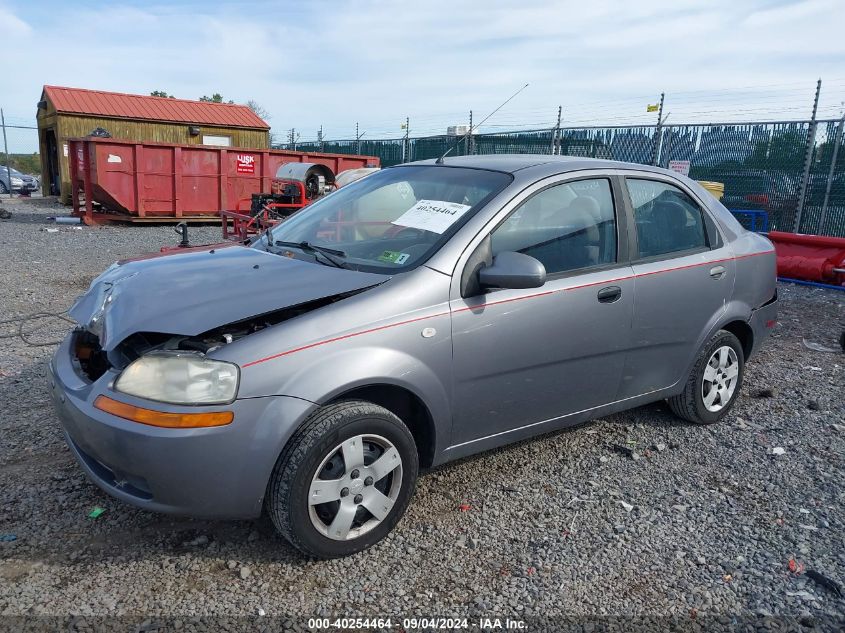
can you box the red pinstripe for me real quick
[241,250,774,368]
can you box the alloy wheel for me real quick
[701,345,739,412]
[307,434,403,541]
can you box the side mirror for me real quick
[478,251,546,290]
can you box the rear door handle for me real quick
[710,265,726,279]
[597,286,622,303]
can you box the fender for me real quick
[272,345,453,457]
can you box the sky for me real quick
[2,0,845,149]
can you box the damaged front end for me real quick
[70,290,367,384]
[65,245,389,384]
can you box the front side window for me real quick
[627,178,707,258]
[266,166,512,273]
[491,178,617,275]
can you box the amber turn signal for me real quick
[94,395,234,428]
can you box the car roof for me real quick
[407,154,672,178]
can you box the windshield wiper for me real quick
[274,240,347,269]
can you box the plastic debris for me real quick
[802,338,840,353]
[799,524,820,531]
[458,503,471,512]
[772,447,786,456]
[257,608,266,617]
[0,534,17,542]
[805,570,844,598]
[45,228,59,233]
[88,507,106,519]
[788,558,805,574]
[619,501,634,513]
[802,366,823,371]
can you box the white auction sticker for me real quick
[392,199,472,234]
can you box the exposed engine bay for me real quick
[72,290,364,383]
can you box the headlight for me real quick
[11,177,23,186]
[115,352,239,404]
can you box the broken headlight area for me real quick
[72,291,360,384]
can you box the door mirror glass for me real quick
[478,251,546,289]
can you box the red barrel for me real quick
[768,231,845,285]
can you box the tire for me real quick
[0,182,8,194]
[668,330,745,425]
[266,400,419,559]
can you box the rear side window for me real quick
[491,178,616,275]
[627,179,707,259]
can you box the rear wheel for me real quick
[668,330,744,424]
[0,181,8,194]
[267,400,418,558]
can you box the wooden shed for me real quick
[36,85,271,202]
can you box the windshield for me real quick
[264,165,512,272]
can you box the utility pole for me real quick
[819,109,845,235]
[651,92,665,166]
[551,105,562,155]
[465,111,472,155]
[355,123,366,155]
[795,78,822,233]
[403,117,410,163]
[318,125,324,152]
[1,109,11,199]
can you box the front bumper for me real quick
[747,291,778,359]
[49,333,316,519]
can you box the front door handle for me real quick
[597,286,622,303]
[710,265,726,279]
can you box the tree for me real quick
[199,93,234,104]
[246,100,271,121]
[150,90,175,98]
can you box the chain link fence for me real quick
[4,104,845,236]
[296,118,845,238]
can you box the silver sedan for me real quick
[50,156,777,558]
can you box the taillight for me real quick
[745,193,769,206]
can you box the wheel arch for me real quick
[720,319,754,360]
[326,384,437,469]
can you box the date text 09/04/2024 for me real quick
[307,617,527,630]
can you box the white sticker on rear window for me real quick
[391,199,472,234]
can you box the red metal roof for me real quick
[43,85,270,129]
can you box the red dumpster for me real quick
[68,137,379,225]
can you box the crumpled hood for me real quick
[69,246,387,350]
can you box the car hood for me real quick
[69,246,388,351]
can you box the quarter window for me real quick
[491,179,617,275]
[627,179,707,258]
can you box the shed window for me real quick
[201,135,231,147]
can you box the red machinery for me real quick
[221,163,339,242]
[768,231,845,287]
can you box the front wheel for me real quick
[668,330,745,424]
[267,400,418,558]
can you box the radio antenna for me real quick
[436,83,529,164]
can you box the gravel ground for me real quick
[0,197,843,629]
